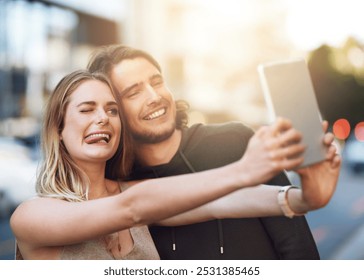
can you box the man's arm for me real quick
[260,123,341,259]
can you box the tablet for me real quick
[258,58,326,168]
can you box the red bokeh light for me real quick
[354,122,364,142]
[333,118,351,140]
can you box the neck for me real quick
[134,129,182,166]
[75,161,110,199]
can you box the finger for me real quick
[264,128,302,151]
[273,143,306,159]
[322,120,329,133]
[278,128,303,146]
[281,156,305,171]
[323,144,336,161]
[323,132,335,146]
[331,154,341,169]
[271,117,292,135]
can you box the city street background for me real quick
[1,0,364,260]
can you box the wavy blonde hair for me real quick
[36,70,133,202]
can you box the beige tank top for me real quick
[60,225,160,260]
[16,181,160,260]
[16,225,160,260]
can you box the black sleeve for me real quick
[233,122,320,259]
[261,170,320,259]
[259,216,320,259]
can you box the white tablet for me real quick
[258,58,326,167]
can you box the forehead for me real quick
[68,80,115,104]
[111,58,161,89]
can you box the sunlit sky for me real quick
[43,0,364,52]
[20,0,363,57]
[285,0,364,50]
[188,0,364,51]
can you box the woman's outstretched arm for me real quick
[11,118,305,248]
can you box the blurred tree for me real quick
[308,38,364,129]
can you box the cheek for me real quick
[61,127,77,153]
[121,103,139,123]
[161,87,174,100]
[61,117,82,147]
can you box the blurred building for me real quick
[0,0,126,138]
[1,0,310,139]
[1,0,364,261]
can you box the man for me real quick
[87,45,337,259]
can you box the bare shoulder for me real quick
[12,197,63,215]
[10,197,76,255]
[11,197,63,228]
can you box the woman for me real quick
[10,70,340,260]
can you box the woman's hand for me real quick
[239,117,305,186]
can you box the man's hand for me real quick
[296,121,341,210]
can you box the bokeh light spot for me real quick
[354,122,364,142]
[333,118,351,140]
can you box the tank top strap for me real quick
[118,181,130,192]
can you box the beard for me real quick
[128,121,177,144]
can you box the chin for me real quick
[133,124,176,144]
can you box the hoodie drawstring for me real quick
[171,227,176,251]
[217,220,224,254]
[177,150,224,255]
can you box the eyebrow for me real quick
[120,74,164,96]
[76,101,118,107]
[120,82,142,97]
[150,73,163,81]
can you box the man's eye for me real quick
[152,80,163,87]
[128,91,140,98]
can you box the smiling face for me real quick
[111,57,177,144]
[61,80,121,167]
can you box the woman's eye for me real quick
[80,108,92,113]
[108,108,119,115]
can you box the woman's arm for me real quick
[9,162,263,248]
[11,118,306,248]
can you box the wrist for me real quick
[228,161,252,189]
[278,186,307,218]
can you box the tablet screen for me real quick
[258,58,326,167]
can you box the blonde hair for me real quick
[36,70,132,202]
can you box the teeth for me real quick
[145,108,165,120]
[85,133,110,142]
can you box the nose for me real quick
[145,85,162,105]
[96,109,109,126]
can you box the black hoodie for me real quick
[127,122,320,259]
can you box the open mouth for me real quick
[84,133,111,144]
[143,108,166,120]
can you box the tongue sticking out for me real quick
[85,135,109,144]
